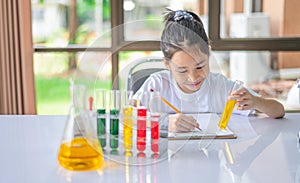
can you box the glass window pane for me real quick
[117,50,300,110]
[32,0,111,47]
[123,0,201,41]
[34,52,112,114]
[117,50,300,111]
[211,50,300,83]
[209,50,300,111]
[221,0,300,39]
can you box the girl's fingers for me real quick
[177,123,192,132]
[237,99,248,106]
[235,87,247,94]
[181,116,197,126]
[169,114,199,132]
[182,116,199,131]
[168,114,182,132]
[237,104,251,110]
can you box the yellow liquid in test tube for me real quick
[219,99,236,129]
[58,138,103,171]
[123,106,133,151]
[219,80,243,130]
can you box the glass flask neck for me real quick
[71,85,87,110]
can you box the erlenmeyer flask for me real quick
[57,84,104,171]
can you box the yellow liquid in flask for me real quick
[58,137,103,171]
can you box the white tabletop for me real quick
[1,113,300,183]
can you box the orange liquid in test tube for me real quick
[219,80,243,130]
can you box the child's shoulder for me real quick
[207,72,234,90]
[146,70,172,86]
[150,70,170,79]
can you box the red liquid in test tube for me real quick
[137,106,147,152]
[151,140,159,153]
[151,114,160,153]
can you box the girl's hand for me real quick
[229,87,257,110]
[229,87,285,118]
[168,113,199,132]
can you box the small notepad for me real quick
[165,113,237,140]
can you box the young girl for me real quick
[135,9,285,132]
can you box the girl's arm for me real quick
[250,96,285,118]
[232,88,285,118]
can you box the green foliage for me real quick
[145,14,163,30]
[75,0,111,44]
[36,78,68,102]
[102,0,110,21]
[35,76,111,114]
[34,53,69,76]
[77,0,96,25]
[75,24,90,43]
[33,0,110,45]
[35,76,70,114]
[119,51,132,61]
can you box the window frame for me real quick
[34,0,300,90]
[33,0,160,89]
[208,0,300,51]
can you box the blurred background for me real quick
[29,0,300,114]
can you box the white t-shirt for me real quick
[134,70,257,116]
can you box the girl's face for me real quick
[165,50,209,93]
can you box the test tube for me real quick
[297,78,300,104]
[122,90,134,152]
[96,89,106,148]
[136,92,149,152]
[149,91,161,154]
[151,115,160,153]
[219,80,244,130]
[136,92,149,154]
[110,90,120,150]
[137,106,147,152]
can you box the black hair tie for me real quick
[173,10,193,21]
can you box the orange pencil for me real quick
[160,96,202,132]
[160,97,181,113]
